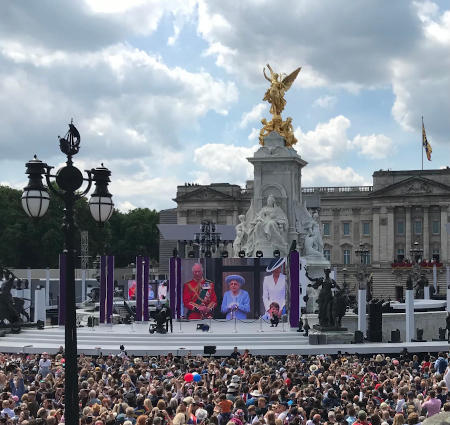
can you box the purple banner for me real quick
[58,253,66,326]
[143,256,149,321]
[289,250,300,328]
[169,257,176,318]
[176,257,181,319]
[106,256,114,324]
[135,255,143,321]
[99,256,107,323]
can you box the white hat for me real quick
[250,390,262,397]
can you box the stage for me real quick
[1,319,449,356]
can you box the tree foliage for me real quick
[0,185,159,268]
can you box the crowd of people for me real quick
[1,349,450,425]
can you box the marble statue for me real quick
[233,215,247,257]
[234,195,288,257]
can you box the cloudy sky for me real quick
[1,0,450,212]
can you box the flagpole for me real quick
[421,116,424,171]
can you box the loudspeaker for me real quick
[309,334,327,345]
[390,329,401,343]
[204,345,216,355]
[354,330,364,344]
[367,302,382,342]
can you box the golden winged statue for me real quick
[263,64,301,117]
[259,64,301,147]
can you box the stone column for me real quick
[45,268,50,307]
[387,207,395,262]
[358,289,367,337]
[372,208,380,263]
[405,289,414,342]
[441,206,448,262]
[34,288,46,323]
[406,206,412,259]
[447,266,450,312]
[423,207,430,260]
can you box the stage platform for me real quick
[1,320,449,356]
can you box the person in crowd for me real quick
[230,347,241,360]
[421,390,441,417]
[1,350,450,425]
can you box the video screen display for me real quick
[127,280,168,301]
[180,257,287,320]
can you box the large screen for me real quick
[180,257,287,320]
[127,280,168,301]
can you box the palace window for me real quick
[343,222,350,236]
[397,220,404,235]
[362,222,370,236]
[414,220,422,235]
[323,222,331,236]
[323,249,331,261]
[343,249,351,265]
[432,220,440,234]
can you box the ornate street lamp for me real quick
[22,121,113,425]
[409,241,423,263]
[194,220,222,257]
[354,242,371,294]
[355,242,369,265]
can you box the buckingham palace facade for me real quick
[163,168,450,296]
[172,169,450,265]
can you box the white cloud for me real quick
[303,165,368,187]
[239,103,267,128]
[296,115,352,162]
[352,134,394,159]
[117,200,137,212]
[313,95,337,109]
[248,128,259,141]
[297,115,394,162]
[0,41,238,162]
[193,143,258,184]
[194,1,449,144]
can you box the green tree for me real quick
[0,185,160,269]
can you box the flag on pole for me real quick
[422,119,432,161]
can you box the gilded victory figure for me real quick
[259,64,301,147]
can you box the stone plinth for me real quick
[248,131,307,249]
[309,330,354,345]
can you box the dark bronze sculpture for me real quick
[306,268,348,330]
[415,274,428,299]
[0,268,25,330]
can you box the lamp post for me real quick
[408,241,424,295]
[355,242,371,297]
[194,220,222,257]
[22,121,113,425]
[410,241,423,264]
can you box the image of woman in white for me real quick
[262,257,286,316]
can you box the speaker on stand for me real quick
[367,301,382,342]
